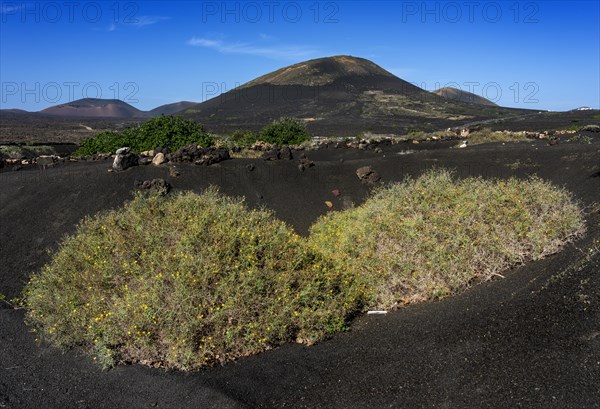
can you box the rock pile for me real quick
[112,147,138,171]
[107,145,231,172]
[262,147,294,161]
[168,145,230,166]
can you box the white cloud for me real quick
[93,15,168,32]
[129,15,170,27]
[187,37,318,59]
[189,38,221,48]
[92,23,117,32]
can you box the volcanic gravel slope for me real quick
[1,137,599,408]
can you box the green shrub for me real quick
[309,169,585,308]
[23,188,366,370]
[406,129,427,140]
[75,130,131,156]
[258,117,310,145]
[74,116,213,156]
[229,129,259,147]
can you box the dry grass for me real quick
[309,169,585,308]
[467,128,529,145]
[229,149,264,159]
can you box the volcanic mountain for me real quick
[433,87,498,107]
[180,55,530,136]
[41,98,146,118]
[148,101,198,116]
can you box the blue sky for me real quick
[1,0,598,111]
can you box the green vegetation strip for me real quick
[23,170,584,370]
[74,116,214,156]
[74,116,310,156]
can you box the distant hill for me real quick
[433,87,498,107]
[148,101,198,116]
[40,98,146,118]
[180,55,530,136]
[37,99,199,118]
[0,108,29,114]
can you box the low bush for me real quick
[258,117,310,145]
[23,188,366,370]
[74,116,213,156]
[309,169,585,308]
[405,129,428,140]
[229,129,259,147]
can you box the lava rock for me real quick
[356,166,381,185]
[297,157,315,171]
[36,155,57,168]
[170,145,230,166]
[113,149,138,171]
[279,147,293,160]
[169,145,196,162]
[261,147,294,161]
[152,152,166,165]
[134,178,171,196]
[194,148,230,166]
[262,148,280,161]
